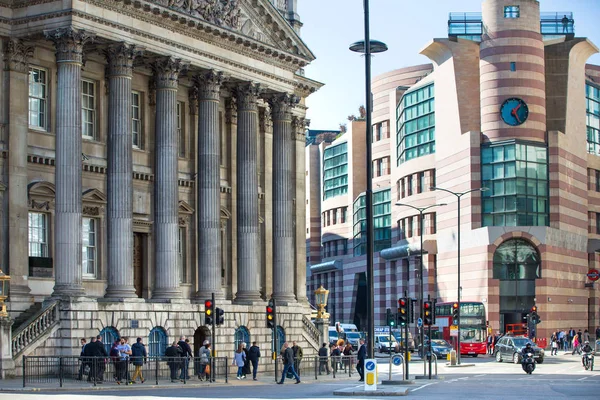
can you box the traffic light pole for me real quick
[211,292,216,383]
[272,297,278,382]
[404,290,409,380]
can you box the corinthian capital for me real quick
[236,82,261,112]
[3,39,34,73]
[44,27,95,64]
[292,116,310,141]
[104,43,144,77]
[194,70,225,101]
[152,57,189,90]
[269,93,299,121]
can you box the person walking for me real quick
[242,342,252,378]
[248,341,261,381]
[356,338,366,382]
[116,337,132,384]
[277,342,301,384]
[77,338,88,381]
[486,334,494,355]
[130,337,147,383]
[558,330,565,350]
[572,335,580,355]
[595,326,600,341]
[583,329,590,343]
[318,343,331,375]
[178,336,193,380]
[568,327,576,351]
[551,336,558,356]
[197,340,211,381]
[86,335,108,383]
[330,343,341,373]
[292,341,303,376]
[234,343,246,379]
[165,341,183,382]
[343,343,353,371]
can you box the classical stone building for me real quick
[0,0,322,375]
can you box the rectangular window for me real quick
[504,6,520,18]
[82,218,97,278]
[342,207,347,223]
[332,209,337,225]
[400,179,405,198]
[419,172,425,193]
[177,101,185,157]
[597,213,600,234]
[132,91,141,148]
[375,123,383,141]
[82,79,96,139]
[29,67,48,130]
[178,227,185,283]
[596,170,600,192]
[510,62,516,72]
[28,212,48,257]
[408,175,413,196]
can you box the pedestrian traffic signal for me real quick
[398,298,409,326]
[215,307,225,325]
[204,299,214,325]
[530,306,541,325]
[423,301,433,326]
[386,308,396,327]
[266,298,276,329]
[452,302,460,326]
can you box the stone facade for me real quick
[0,0,322,373]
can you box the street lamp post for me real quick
[349,0,388,359]
[429,186,487,365]
[395,202,445,375]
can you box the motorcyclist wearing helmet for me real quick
[581,341,593,354]
[521,342,535,363]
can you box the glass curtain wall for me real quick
[396,84,435,165]
[323,142,348,200]
[586,83,600,155]
[353,188,391,256]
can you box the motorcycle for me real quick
[582,352,595,371]
[522,352,535,374]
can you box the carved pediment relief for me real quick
[82,188,108,204]
[178,200,194,214]
[28,181,55,210]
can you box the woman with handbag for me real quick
[197,340,211,381]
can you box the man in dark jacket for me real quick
[247,342,261,380]
[131,337,147,383]
[277,342,300,384]
[318,343,330,375]
[356,338,366,382]
[85,335,108,383]
[177,336,192,380]
[77,338,88,380]
[165,341,183,382]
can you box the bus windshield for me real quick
[460,327,485,343]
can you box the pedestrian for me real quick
[177,335,192,380]
[233,343,246,379]
[86,335,108,383]
[486,334,493,355]
[343,343,352,371]
[561,14,569,33]
[292,341,303,376]
[558,330,565,350]
[248,341,261,381]
[551,334,558,356]
[318,343,331,375]
[356,338,366,382]
[109,340,121,383]
[583,329,590,343]
[568,327,576,351]
[196,340,211,381]
[330,343,341,373]
[77,338,88,381]
[165,341,183,382]
[242,342,251,378]
[596,326,600,341]
[116,337,132,384]
[572,335,580,355]
[130,337,147,384]
[277,342,301,384]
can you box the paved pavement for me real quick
[0,352,598,399]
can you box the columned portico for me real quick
[235,83,262,303]
[152,57,188,300]
[195,70,225,299]
[45,27,95,297]
[270,93,298,303]
[104,43,142,299]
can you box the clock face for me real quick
[500,98,529,126]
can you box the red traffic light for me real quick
[266,306,273,313]
[399,299,406,307]
[424,302,431,309]
[205,300,213,308]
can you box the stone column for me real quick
[0,317,15,378]
[270,93,297,303]
[152,57,188,300]
[235,83,262,303]
[293,116,309,303]
[104,43,142,299]
[195,70,224,299]
[45,28,95,297]
[3,39,33,303]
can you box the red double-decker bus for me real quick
[434,301,487,356]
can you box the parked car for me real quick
[375,335,398,354]
[418,339,453,358]
[494,336,545,364]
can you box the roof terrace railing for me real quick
[448,11,575,37]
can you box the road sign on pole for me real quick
[417,317,423,328]
[450,325,458,337]
[364,359,377,391]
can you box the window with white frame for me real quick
[82,217,97,278]
[132,91,141,148]
[29,67,48,130]
[177,101,185,157]
[82,80,96,139]
[28,212,48,257]
[504,6,519,18]
[178,226,185,283]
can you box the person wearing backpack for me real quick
[247,342,261,381]
[197,340,211,381]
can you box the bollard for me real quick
[449,350,457,366]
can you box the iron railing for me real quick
[12,301,60,357]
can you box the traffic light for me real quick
[204,299,214,325]
[398,298,409,326]
[215,307,225,325]
[266,298,276,329]
[423,301,433,326]
[452,302,460,326]
[531,305,541,325]
[386,308,396,327]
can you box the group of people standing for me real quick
[550,328,594,355]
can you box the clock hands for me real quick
[511,103,522,124]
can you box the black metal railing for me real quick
[21,355,363,387]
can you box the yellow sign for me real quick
[450,325,458,337]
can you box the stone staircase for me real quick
[11,300,60,359]
[301,315,320,353]
[10,302,42,335]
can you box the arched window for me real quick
[148,327,168,356]
[277,326,286,352]
[234,326,250,350]
[493,239,541,280]
[99,326,119,355]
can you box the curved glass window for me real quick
[234,326,251,350]
[323,142,348,200]
[481,141,548,226]
[396,84,435,165]
[493,239,541,280]
[99,326,119,355]
[353,189,391,256]
[148,326,168,356]
[587,83,600,155]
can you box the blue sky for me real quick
[297,0,600,130]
